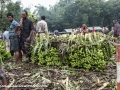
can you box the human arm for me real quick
[14,21,20,34]
[26,21,34,42]
[36,22,39,33]
[14,26,21,34]
[2,33,5,40]
[45,22,48,35]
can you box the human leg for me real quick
[0,74,8,90]
[117,62,120,90]
[25,42,31,62]
[2,78,8,90]
[18,50,22,62]
[15,51,21,62]
[5,39,10,51]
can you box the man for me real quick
[20,10,34,62]
[113,21,120,37]
[54,29,59,36]
[81,24,88,36]
[2,28,10,51]
[92,26,95,33]
[7,13,21,63]
[36,16,48,34]
[102,26,108,34]
[113,20,120,90]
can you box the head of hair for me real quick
[7,13,13,18]
[22,10,28,15]
[113,20,118,24]
[103,25,106,27]
[41,16,45,20]
[54,27,57,30]
[3,28,6,31]
[82,24,87,28]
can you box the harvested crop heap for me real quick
[31,32,115,71]
[0,40,12,64]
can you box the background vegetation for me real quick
[0,0,120,31]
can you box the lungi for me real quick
[9,34,20,56]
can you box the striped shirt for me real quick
[9,20,20,35]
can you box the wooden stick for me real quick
[97,82,109,90]
[7,76,15,89]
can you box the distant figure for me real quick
[111,26,114,36]
[2,28,10,51]
[113,21,120,37]
[102,26,108,34]
[113,20,120,90]
[71,28,76,35]
[71,29,74,34]
[81,24,88,35]
[54,29,59,36]
[78,27,81,33]
[36,16,48,35]
[92,26,95,33]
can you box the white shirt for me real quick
[36,20,48,33]
[102,27,108,33]
[3,31,9,40]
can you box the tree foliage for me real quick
[34,0,120,31]
[0,0,22,30]
[0,0,120,32]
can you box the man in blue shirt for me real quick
[7,13,21,63]
[54,29,59,36]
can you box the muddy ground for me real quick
[0,55,117,90]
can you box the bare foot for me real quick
[4,86,8,90]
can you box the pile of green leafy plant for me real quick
[69,41,115,71]
[31,47,61,66]
[31,33,116,71]
[0,41,12,64]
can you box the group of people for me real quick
[71,24,110,35]
[1,10,48,90]
[3,10,48,63]
[72,24,96,35]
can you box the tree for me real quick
[0,1,22,30]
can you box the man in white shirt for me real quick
[102,26,109,34]
[36,16,48,34]
[2,28,10,51]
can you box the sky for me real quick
[12,0,59,12]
